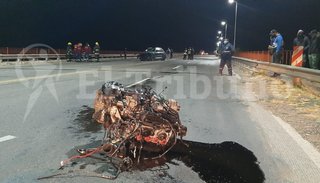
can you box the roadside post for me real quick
[291,46,304,87]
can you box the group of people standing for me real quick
[293,29,320,70]
[66,42,100,62]
[268,29,320,70]
[217,28,319,77]
[183,47,195,60]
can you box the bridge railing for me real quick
[234,50,293,65]
[0,53,138,62]
[0,47,139,62]
[0,47,140,55]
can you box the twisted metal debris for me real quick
[92,81,187,165]
[53,81,187,180]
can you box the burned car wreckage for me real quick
[58,81,187,179]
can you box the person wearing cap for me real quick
[293,30,310,67]
[66,42,73,62]
[93,42,100,62]
[219,39,234,76]
[309,30,320,70]
[269,29,284,65]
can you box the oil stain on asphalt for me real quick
[68,105,101,134]
[58,140,265,183]
[168,140,265,183]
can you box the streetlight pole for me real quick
[234,2,238,49]
[228,0,238,49]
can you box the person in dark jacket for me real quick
[293,30,310,67]
[93,42,100,62]
[166,48,171,59]
[74,43,83,62]
[183,48,187,60]
[268,35,276,61]
[83,43,92,62]
[66,42,73,62]
[309,29,320,69]
[187,47,192,60]
[191,47,195,60]
[219,39,234,76]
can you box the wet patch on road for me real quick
[168,140,265,183]
[67,105,102,136]
[45,140,265,182]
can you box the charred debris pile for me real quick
[56,81,187,179]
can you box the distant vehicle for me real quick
[137,47,166,61]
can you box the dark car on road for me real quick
[137,47,166,61]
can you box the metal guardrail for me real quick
[0,53,137,62]
[234,57,320,83]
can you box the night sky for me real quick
[0,0,319,52]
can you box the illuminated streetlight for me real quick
[228,0,235,4]
[218,30,222,35]
[221,21,228,39]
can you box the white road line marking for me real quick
[172,65,182,70]
[126,78,151,88]
[0,70,91,85]
[0,135,16,143]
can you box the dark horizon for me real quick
[0,0,319,52]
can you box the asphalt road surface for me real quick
[1,57,320,183]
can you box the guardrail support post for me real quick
[293,77,302,88]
